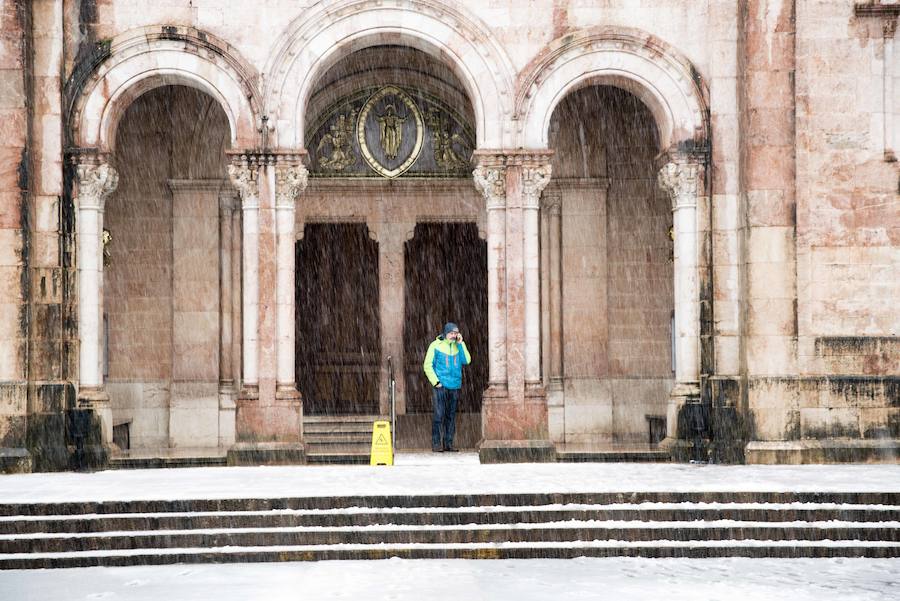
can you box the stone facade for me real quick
[0,0,897,471]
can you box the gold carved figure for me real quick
[426,107,468,169]
[317,109,358,171]
[378,104,406,160]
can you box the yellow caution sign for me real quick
[370,420,394,466]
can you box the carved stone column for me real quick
[472,155,508,391]
[273,156,308,397]
[657,157,704,445]
[227,154,260,394]
[74,152,118,449]
[522,162,552,388]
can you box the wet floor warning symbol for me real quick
[370,420,393,466]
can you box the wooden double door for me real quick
[296,224,380,415]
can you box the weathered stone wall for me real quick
[793,0,899,450]
[0,0,30,472]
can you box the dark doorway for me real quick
[403,222,488,414]
[296,223,380,415]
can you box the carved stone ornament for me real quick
[473,165,507,210]
[657,161,701,209]
[275,164,309,208]
[227,162,258,204]
[522,163,552,209]
[357,86,424,178]
[76,162,119,210]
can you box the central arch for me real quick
[264,0,515,149]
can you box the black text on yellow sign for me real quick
[370,420,393,466]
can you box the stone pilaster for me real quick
[473,150,555,463]
[218,190,238,448]
[226,150,306,466]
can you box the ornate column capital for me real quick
[274,163,309,210]
[227,152,260,208]
[71,151,118,211]
[473,163,507,210]
[657,160,704,210]
[522,163,552,210]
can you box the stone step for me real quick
[6,521,899,555]
[4,505,897,535]
[306,453,371,465]
[3,492,897,517]
[304,416,385,425]
[2,492,898,568]
[304,436,372,445]
[3,540,899,569]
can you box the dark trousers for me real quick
[432,386,459,450]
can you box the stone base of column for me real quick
[218,384,237,448]
[479,439,556,463]
[547,378,565,443]
[227,441,306,466]
[71,388,111,471]
[480,384,554,463]
[229,387,305,465]
[745,439,900,465]
[660,382,704,462]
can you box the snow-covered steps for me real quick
[1,492,898,568]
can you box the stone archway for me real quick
[263,0,516,150]
[67,26,261,449]
[515,27,712,446]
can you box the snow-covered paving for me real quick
[1,455,899,503]
[1,557,898,600]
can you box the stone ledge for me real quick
[226,442,306,466]
[745,439,900,465]
[479,440,556,464]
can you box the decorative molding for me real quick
[67,25,261,150]
[522,163,552,210]
[854,2,900,20]
[514,26,709,135]
[472,164,507,210]
[227,157,259,209]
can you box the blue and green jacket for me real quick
[423,336,472,390]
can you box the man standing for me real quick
[423,322,471,452]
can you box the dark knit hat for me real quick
[442,322,460,337]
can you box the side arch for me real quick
[68,25,261,152]
[263,0,516,149]
[516,27,709,152]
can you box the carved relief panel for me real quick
[307,85,475,178]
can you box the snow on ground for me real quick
[0,454,898,503]
[1,558,898,601]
